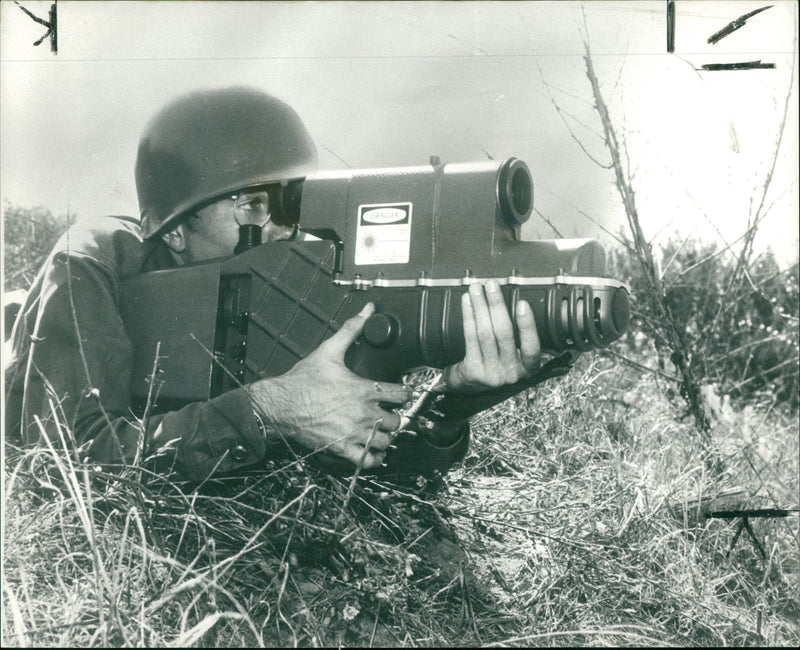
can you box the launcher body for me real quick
[121,158,629,417]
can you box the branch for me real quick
[534,59,611,169]
[532,207,564,238]
[708,33,797,351]
[726,358,798,392]
[580,19,712,440]
[600,348,681,384]
[535,183,634,252]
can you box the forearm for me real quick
[147,387,268,480]
[13,251,270,481]
[20,369,269,481]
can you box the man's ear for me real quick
[161,223,187,254]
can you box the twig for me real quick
[581,20,712,440]
[335,419,381,532]
[726,358,798,392]
[599,349,681,384]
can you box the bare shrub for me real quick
[3,202,69,292]
[611,241,800,411]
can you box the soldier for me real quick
[5,87,542,481]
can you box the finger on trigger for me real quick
[343,445,383,469]
[374,408,401,433]
[372,382,412,404]
[368,429,393,451]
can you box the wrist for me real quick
[245,377,301,445]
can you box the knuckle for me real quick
[372,433,391,450]
[497,330,516,347]
[524,353,541,369]
[462,363,480,380]
[487,291,505,307]
[340,319,361,334]
[328,440,346,456]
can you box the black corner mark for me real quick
[707,5,773,45]
[708,508,797,519]
[13,0,57,54]
[666,1,675,53]
[701,60,776,71]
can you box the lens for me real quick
[268,181,303,227]
[510,167,532,216]
[611,287,631,333]
[233,190,271,227]
[498,158,533,226]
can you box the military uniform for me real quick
[5,216,269,480]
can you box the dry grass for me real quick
[451,354,799,646]
[3,352,799,647]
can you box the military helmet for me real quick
[135,87,318,239]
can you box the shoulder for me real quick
[51,216,158,277]
[53,215,141,262]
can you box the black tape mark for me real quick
[13,0,57,54]
[707,5,773,45]
[708,509,796,519]
[701,61,776,71]
[708,508,798,559]
[667,1,675,53]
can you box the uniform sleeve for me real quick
[18,253,268,481]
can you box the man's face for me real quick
[179,195,296,263]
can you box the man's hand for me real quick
[246,303,411,468]
[442,279,541,393]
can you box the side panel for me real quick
[120,262,222,404]
[217,241,349,390]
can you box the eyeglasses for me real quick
[231,189,271,227]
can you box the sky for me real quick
[1,1,798,268]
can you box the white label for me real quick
[354,202,412,265]
[362,207,408,224]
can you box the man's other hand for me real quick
[247,303,411,469]
[443,279,541,393]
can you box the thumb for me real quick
[318,302,374,359]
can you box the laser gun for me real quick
[120,157,630,474]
